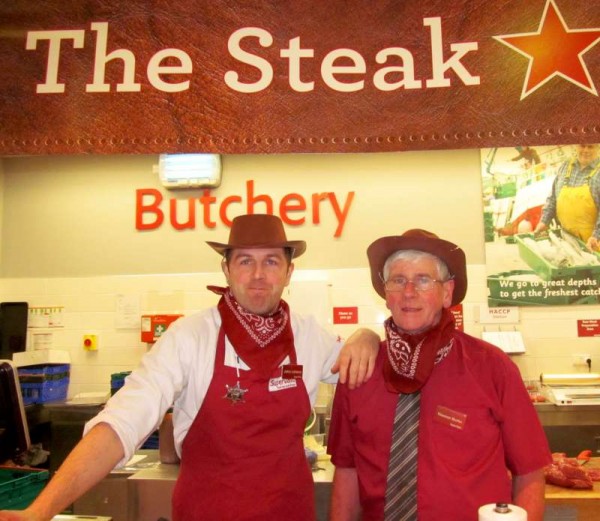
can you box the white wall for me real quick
[0,152,598,400]
[0,151,484,277]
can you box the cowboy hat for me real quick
[206,214,306,258]
[367,229,467,306]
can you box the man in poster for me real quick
[535,144,600,251]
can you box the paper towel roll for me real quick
[478,503,527,521]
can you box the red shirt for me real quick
[328,331,552,521]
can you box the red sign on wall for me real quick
[577,319,600,337]
[333,307,359,325]
[450,304,464,332]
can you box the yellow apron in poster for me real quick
[556,164,599,242]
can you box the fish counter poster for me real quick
[480,143,600,307]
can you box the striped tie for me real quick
[384,391,420,520]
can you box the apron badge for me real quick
[224,381,248,404]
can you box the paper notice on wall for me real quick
[481,331,526,354]
[115,294,141,329]
[478,305,519,324]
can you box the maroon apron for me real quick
[171,327,315,521]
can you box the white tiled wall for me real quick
[2,264,599,401]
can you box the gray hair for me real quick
[382,249,450,281]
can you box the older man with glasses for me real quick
[327,229,552,521]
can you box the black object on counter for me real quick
[0,302,28,360]
[0,360,31,463]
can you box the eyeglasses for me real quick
[383,274,453,292]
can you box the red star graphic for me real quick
[494,0,600,99]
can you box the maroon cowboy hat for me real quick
[367,229,467,306]
[206,214,306,258]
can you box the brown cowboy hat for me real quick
[206,214,306,258]
[367,229,467,306]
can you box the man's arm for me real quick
[536,174,562,233]
[0,423,124,521]
[159,412,180,464]
[512,468,546,521]
[330,467,361,521]
[330,328,380,389]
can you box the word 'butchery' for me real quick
[136,180,355,238]
[25,18,479,94]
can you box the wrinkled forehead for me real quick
[383,250,445,277]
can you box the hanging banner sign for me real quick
[0,0,599,155]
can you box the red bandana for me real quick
[208,286,294,377]
[383,308,455,394]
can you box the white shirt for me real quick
[85,307,342,465]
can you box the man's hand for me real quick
[533,222,547,236]
[331,329,380,389]
[512,468,546,521]
[586,236,599,252]
[0,423,125,521]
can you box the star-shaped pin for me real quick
[224,382,248,404]
[494,0,600,99]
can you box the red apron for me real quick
[171,327,315,521]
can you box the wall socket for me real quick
[572,354,591,366]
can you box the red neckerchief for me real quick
[383,308,455,394]
[208,286,294,378]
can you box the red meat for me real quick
[544,453,594,489]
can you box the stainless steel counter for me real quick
[74,451,334,521]
[75,446,600,521]
[73,405,600,521]
[73,451,159,521]
[534,403,600,456]
[127,459,335,521]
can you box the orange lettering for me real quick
[311,192,329,223]
[136,188,164,230]
[170,198,196,230]
[280,193,306,225]
[329,191,355,237]
[199,190,217,228]
[220,195,243,226]
[246,179,273,214]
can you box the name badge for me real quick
[282,364,303,379]
[268,377,298,392]
[434,405,467,430]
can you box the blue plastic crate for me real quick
[141,431,160,449]
[110,371,132,395]
[17,364,70,405]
